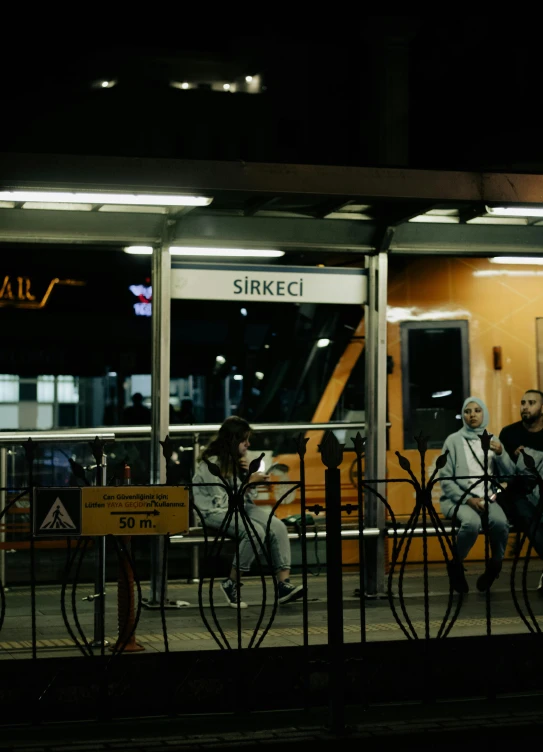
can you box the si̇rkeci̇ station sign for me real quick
[171,262,367,305]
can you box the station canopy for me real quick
[1,152,543,258]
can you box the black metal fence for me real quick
[1,430,543,728]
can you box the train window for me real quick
[401,320,469,449]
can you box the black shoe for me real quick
[476,560,502,592]
[220,578,248,609]
[447,560,469,594]
[277,579,304,604]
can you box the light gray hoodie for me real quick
[439,431,515,505]
[439,396,515,505]
[192,456,258,516]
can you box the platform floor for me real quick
[1,561,543,658]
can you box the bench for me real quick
[169,521,460,546]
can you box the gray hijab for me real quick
[459,396,489,439]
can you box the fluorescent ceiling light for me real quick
[233,374,243,381]
[409,215,459,224]
[317,338,331,348]
[0,191,212,207]
[124,246,285,257]
[99,204,168,214]
[22,202,94,211]
[125,246,153,255]
[474,270,543,277]
[467,216,528,225]
[432,390,452,398]
[486,206,543,217]
[169,247,284,257]
[386,306,470,323]
[490,257,543,265]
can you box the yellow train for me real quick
[265,254,543,565]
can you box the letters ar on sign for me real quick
[33,486,189,536]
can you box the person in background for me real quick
[122,392,151,425]
[192,415,305,608]
[439,397,514,593]
[178,399,195,423]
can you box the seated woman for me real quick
[192,415,305,609]
[439,396,514,593]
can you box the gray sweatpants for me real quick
[440,499,510,561]
[203,504,291,573]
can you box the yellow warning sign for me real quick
[81,486,189,536]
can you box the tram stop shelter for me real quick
[1,151,543,595]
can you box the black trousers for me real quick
[497,490,543,559]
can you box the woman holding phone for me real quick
[192,415,305,608]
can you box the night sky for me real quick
[3,18,542,172]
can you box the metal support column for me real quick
[364,250,388,596]
[148,241,172,606]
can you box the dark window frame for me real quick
[400,319,470,450]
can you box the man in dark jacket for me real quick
[498,389,543,563]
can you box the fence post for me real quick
[24,439,38,661]
[0,447,6,589]
[320,430,345,735]
[112,462,144,653]
[90,438,108,650]
[189,432,200,584]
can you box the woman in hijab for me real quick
[439,397,515,593]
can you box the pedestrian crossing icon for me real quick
[39,498,77,531]
[33,488,82,537]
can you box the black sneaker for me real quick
[476,560,502,592]
[447,560,469,594]
[277,580,304,604]
[220,578,248,609]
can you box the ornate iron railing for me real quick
[0,428,543,726]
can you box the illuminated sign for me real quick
[129,283,152,316]
[0,276,85,309]
[171,263,367,305]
